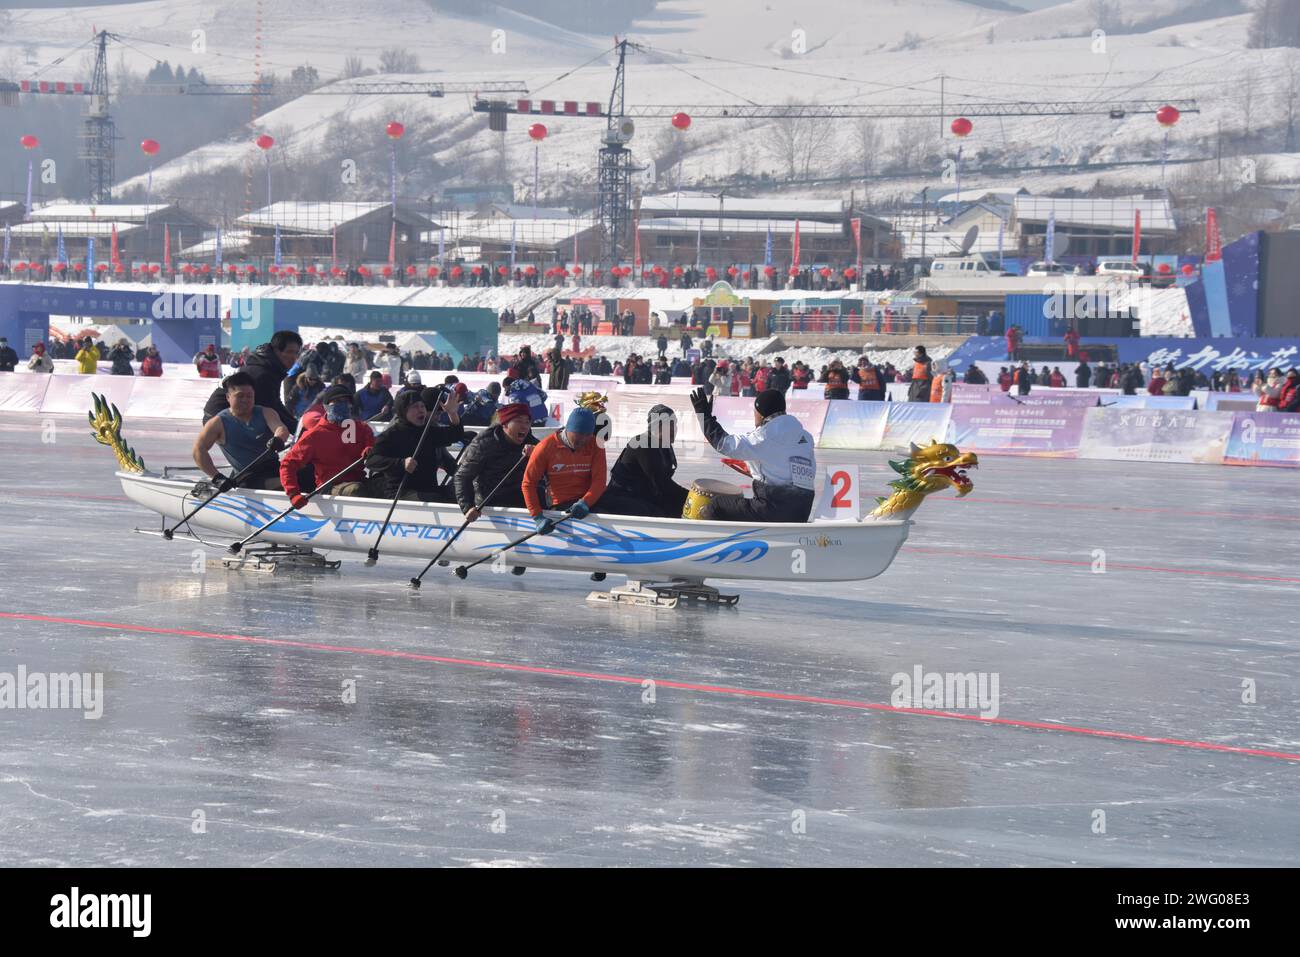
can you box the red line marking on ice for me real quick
[2,490,130,503]
[902,546,1300,584]
[4,611,1299,764]
[929,496,1300,524]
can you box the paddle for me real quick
[228,452,369,554]
[409,450,527,589]
[364,409,441,567]
[452,511,575,580]
[164,436,284,541]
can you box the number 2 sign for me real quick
[814,465,860,521]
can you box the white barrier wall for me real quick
[4,373,1296,468]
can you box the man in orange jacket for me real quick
[279,385,375,509]
[521,407,606,533]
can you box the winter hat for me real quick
[565,408,597,434]
[320,384,354,406]
[648,403,676,424]
[496,403,530,426]
[406,371,422,386]
[754,389,785,418]
[393,389,427,420]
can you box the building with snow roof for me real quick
[234,201,439,264]
[6,201,211,263]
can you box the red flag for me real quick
[851,217,862,278]
[1131,210,1141,264]
[110,223,119,265]
[1205,208,1222,262]
[163,224,171,273]
[792,219,801,270]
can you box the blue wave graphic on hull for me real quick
[200,495,330,539]
[478,517,770,565]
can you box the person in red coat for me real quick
[195,343,222,378]
[1063,326,1080,359]
[140,346,163,377]
[1005,324,1022,360]
[279,385,375,508]
[1049,367,1066,388]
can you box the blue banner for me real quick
[947,336,1300,375]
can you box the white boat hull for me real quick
[119,472,912,583]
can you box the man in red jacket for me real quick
[279,385,375,509]
[1278,368,1300,413]
[521,408,606,533]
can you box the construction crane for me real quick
[171,79,528,97]
[473,39,1200,264]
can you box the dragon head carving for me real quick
[869,440,977,519]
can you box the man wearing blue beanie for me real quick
[521,405,607,533]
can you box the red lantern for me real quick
[255,134,275,150]
[53,262,67,272]
[268,265,280,275]
[764,265,776,276]
[528,123,547,141]
[789,267,799,277]
[525,265,537,276]
[950,117,973,138]
[73,263,84,273]
[19,134,38,150]
[148,264,160,274]
[1155,105,1180,127]
[96,263,109,272]
[726,266,738,276]
[498,265,509,276]
[30,262,43,273]
[227,264,238,273]
[820,267,832,278]
[140,138,161,156]
[115,263,126,273]
[845,267,858,279]
[246,265,257,275]
[358,266,370,277]
[200,264,211,274]
[671,112,691,131]
[1181,263,1195,276]
[1157,262,1172,274]
[382,265,393,277]
[571,265,582,276]
[284,265,296,275]
[427,266,439,278]
[450,265,463,278]
[13,262,26,272]
[331,266,343,277]
[705,267,717,280]
[386,121,405,139]
[672,266,684,276]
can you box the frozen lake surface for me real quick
[1,412,1297,866]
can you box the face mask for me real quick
[327,402,352,423]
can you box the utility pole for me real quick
[920,187,928,262]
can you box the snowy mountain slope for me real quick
[4,0,1291,208]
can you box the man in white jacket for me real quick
[689,387,816,522]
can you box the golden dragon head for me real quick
[88,392,147,474]
[869,440,978,519]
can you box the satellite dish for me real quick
[959,225,979,255]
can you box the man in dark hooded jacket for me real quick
[365,388,465,500]
[453,402,538,519]
[202,330,303,431]
[598,405,689,518]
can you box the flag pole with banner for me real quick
[1205,208,1221,262]
[851,217,862,287]
[792,219,801,276]
[87,237,95,290]
[509,220,516,273]
[633,213,642,274]
[56,224,66,268]
[163,224,171,276]
[1132,210,1141,264]
[215,226,223,274]
[1044,211,1056,265]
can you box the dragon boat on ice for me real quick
[91,394,978,607]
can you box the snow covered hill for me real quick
[2,0,1296,209]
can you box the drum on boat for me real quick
[682,478,744,520]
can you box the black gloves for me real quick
[690,387,712,416]
[212,472,236,493]
[267,435,287,453]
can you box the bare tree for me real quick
[851,117,884,178]
[378,47,421,74]
[888,118,939,174]
[1241,70,1256,141]
[342,56,371,79]
[1283,53,1300,151]
[1086,0,1121,32]
[762,104,835,180]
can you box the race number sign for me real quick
[814,464,860,520]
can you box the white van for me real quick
[928,255,998,276]
[1096,260,1150,281]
